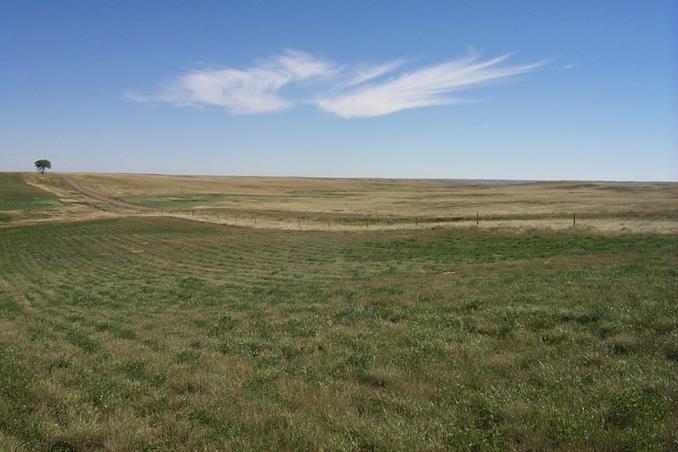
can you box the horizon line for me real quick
[5,170,677,184]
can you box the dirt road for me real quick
[60,175,147,210]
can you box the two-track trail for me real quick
[60,175,147,211]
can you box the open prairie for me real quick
[11,172,678,233]
[1,172,677,450]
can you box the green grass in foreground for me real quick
[0,217,676,450]
[0,173,62,214]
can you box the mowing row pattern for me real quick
[0,217,676,449]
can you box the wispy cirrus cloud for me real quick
[126,49,337,114]
[127,50,545,118]
[318,54,546,118]
[339,60,406,87]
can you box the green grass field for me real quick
[0,174,61,218]
[1,215,676,450]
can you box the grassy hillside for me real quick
[0,173,62,214]
[1,217,676,449]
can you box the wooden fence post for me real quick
[476,212,479,225]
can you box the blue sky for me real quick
[1,0,676,180]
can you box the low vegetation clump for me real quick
[0,216,676,449]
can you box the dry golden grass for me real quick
[45,173,678,216]
[17,172,678,234]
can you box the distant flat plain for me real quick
[9,172,678,233]
[1,172,676,449]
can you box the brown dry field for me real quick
[14,172,678,233]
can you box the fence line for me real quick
[161,210,587,232]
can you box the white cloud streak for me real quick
[128,50,544,118]
[127,49,336,114]
[340,60,406,87]
[317,54,545,118]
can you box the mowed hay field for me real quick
[1,173,677,449]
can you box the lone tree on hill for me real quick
[34,159,51,174]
